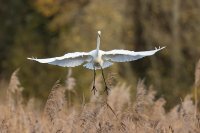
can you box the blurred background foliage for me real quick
[0,0,200,109]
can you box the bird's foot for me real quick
[104,86,110,95]
[91,85,97,95]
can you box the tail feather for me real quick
[83,61,113,70]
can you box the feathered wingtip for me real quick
[155,46,166,51]
[27,56,37,60]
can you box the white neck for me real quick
[96,33,100,51]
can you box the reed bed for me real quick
[0,65,200,133]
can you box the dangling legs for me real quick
[91,66,97,95]
[100,67,110,95]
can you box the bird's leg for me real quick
[91,66,97,95]
[100,67,110,95]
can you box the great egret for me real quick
[28,31,165,94]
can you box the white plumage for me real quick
[28,30,165,95]
[28,31,165,70]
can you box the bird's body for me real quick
[28,31,165,94]
[89,50,103,65]
[83,50,111,70]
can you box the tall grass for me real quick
[0,67,200,133]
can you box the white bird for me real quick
[28,31,165,94]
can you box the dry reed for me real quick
[0,62,200,132]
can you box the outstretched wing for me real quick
[102,46,165,62]
[27,52,93,67]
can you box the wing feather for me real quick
[27,52,93,67]
[102,46,165,62]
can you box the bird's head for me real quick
[98,31,101,37]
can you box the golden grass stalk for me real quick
[7,68,24,111]
[194,59,200,118]
[43,80,66,131]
